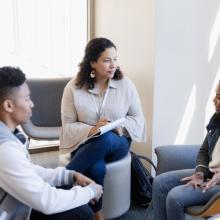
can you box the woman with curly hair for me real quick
[60,37,146,220]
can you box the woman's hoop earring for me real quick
[90,70,96,78]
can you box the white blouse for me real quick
[209,137,220,168]
[59,76,146,154]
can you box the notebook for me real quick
[90,118,126,138]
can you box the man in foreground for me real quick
[0,66,103,220]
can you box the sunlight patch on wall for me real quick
[208,6,220,62]
[174,85,196,144]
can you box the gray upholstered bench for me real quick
[22,78,131,219]
[155,145,220,220]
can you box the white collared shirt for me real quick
[59,76,147,154]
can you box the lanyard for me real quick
[92,87,109,119]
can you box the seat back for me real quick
[0,187,30,220]
[21,78,70,140]
[155,145,200,175]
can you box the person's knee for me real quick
[153,174,166,192]
[86,161,106,183]
[166,188,183,211]
[153,171,182,193]
[99,131,116,145]
[90,132,116,154]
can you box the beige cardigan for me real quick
[59,76,146,154]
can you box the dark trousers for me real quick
[30,204,93,220]
[66,131,131,212]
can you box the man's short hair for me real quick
[0,66,26,103]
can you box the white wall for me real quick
[152,0,220,161]
[93,0,220,163]
[93,0,155,157]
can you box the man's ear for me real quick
[2,99,14,113]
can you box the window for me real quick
[0,0,89,149]
[0,0,88,78]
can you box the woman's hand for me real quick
[89,118,109,136]
[113,126,123,136]
[181,172,204,188]
[201,168,220,191]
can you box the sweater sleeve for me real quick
[0,142,94,215]
[195,134,210,178]
[60,82,92,150]
[33,164,75,187]
[123,79,147,142]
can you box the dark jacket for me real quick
[196,113,220,179]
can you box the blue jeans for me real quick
[145,169,220,220]
[66,131,131,212]
[30,204,93,220]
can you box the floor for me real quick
[115,202,146,220]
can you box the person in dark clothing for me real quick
[145,81,220,220]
